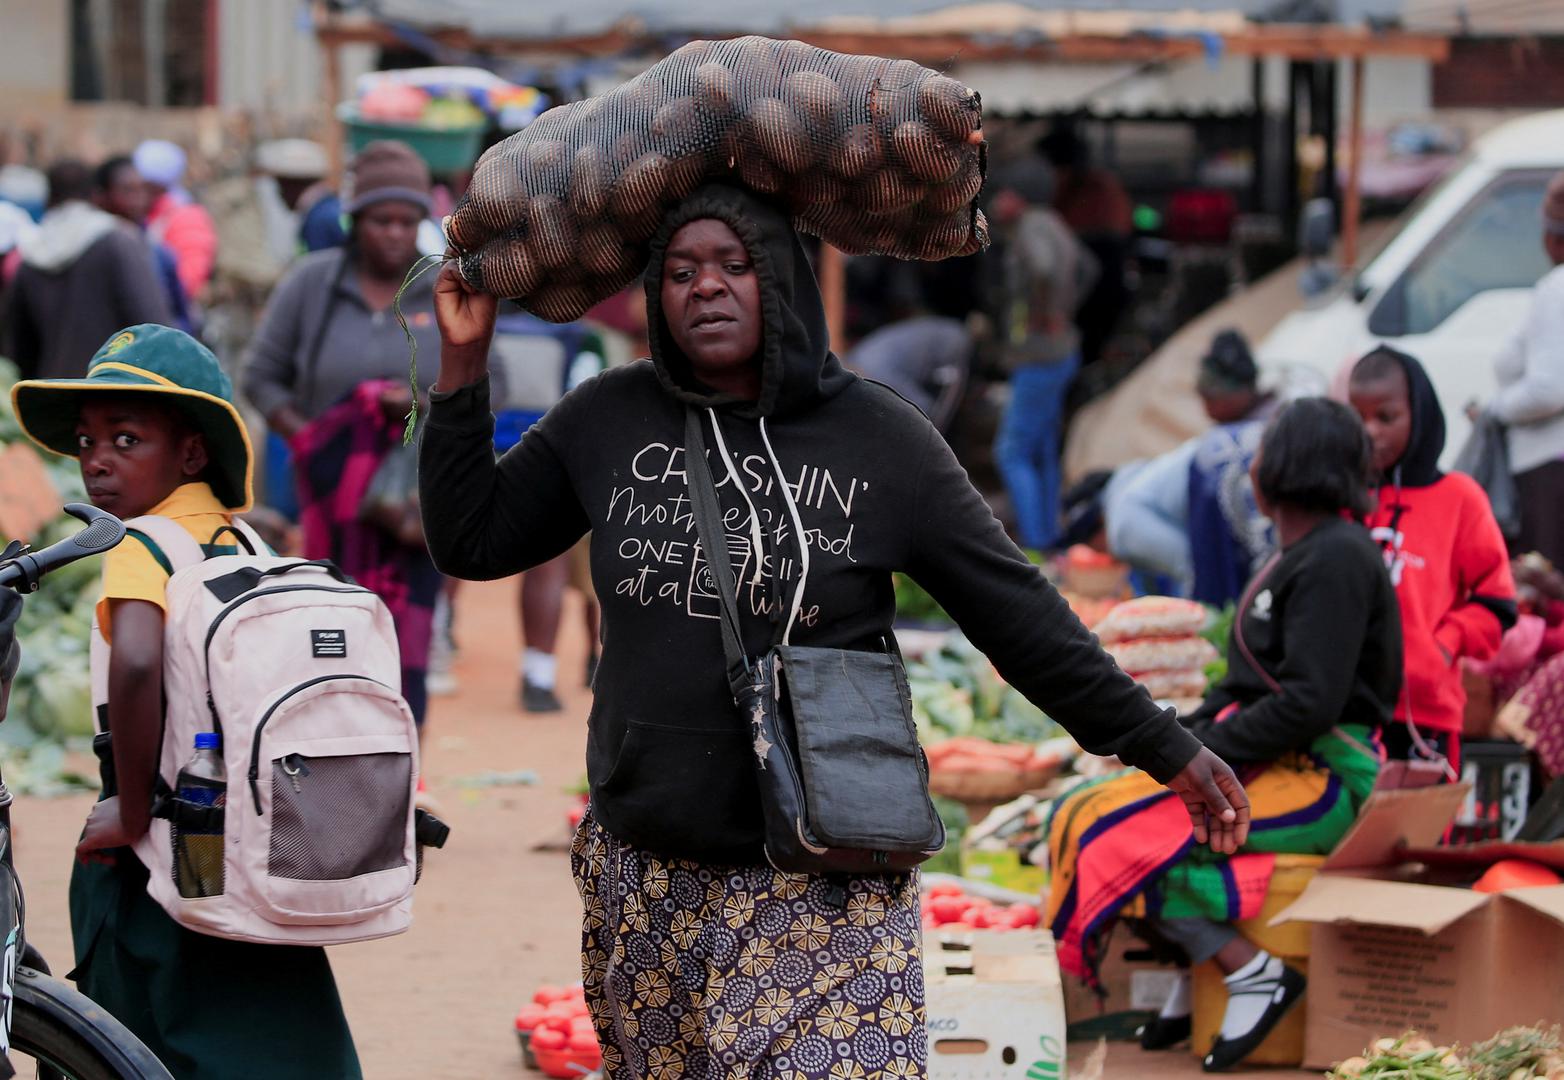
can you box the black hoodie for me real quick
[420,184,1202,862]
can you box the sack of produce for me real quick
[447,36,988,322]
[1106,636,1219,676]
[1093,596,1210,644]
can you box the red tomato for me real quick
[960,906,991,929]
[927,883,964,898]
[533,984,565,1006]
[929,896,967,924]
[540,1015,573,1035]
[568,1030,601,1052]
[531,1027,567,1051]
[1007,904,1041,929]
[545,1001,578,1018]
[515,1005,547,1031]
[565,983,587,1000]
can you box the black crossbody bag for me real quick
[683,409,945,875]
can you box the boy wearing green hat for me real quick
[10,324,361,1079]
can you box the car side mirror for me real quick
[1299,198,1335,260]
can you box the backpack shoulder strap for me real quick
[122,515,206,573]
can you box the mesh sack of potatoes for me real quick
[446,36,988,323]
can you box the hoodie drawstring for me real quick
[704,408,767,588]
[760,417,810,647]
[700,409,812,647]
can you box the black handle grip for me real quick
[0,504,126,593]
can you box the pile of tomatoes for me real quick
[515,984,600,1077]
[920,881,1041,932]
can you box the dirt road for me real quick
[16,578,1307,1078]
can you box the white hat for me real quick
[255,139,329,180]
[133,140,187,188]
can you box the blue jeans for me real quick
[994,355,1080,552]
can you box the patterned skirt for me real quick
[570,811,928,1080]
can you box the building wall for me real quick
[216,0,374,115]
[0,0,70,107]
[1432,38,1564,110]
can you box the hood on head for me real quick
[20,202,119,273]
[1362,345,1445,486]
[643,184,854,419]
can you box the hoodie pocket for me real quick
[597,721,760,854]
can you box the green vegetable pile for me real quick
[1330,1027,1564,1080]
[906,632,1060,745]
[1202,602,1234,687]
[893,573,951,627]
[0,359,99,795]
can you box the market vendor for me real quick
[1045,398,1401,1072]
[420,183,1249,1080]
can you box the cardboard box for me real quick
[1273,785,1564,1069]
[925,930,1067,1079]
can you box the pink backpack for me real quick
[89,516,417,945]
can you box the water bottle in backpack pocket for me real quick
[172,732,226,899]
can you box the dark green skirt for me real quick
[69,848,362,1080]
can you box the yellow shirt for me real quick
[96,482,231,644]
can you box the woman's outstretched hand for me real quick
[433,260,499,392]
[1168,748,1251,854]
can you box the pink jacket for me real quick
[147,193,217,300]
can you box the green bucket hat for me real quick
[10,324,254,511]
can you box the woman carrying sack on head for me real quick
[242,140,443,729]
[420,182,1249,1080]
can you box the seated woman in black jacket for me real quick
[1045,398,1402,1072]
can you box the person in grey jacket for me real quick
[1488,170,1564,565]
[242,140,441,438]
[3,160,170,380]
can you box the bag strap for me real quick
[683,409,752,699]
[123,515,206,573]
[1232,552,1282,695]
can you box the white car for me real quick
[1258,109,1564,466]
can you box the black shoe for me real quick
[521,679,563,713]
[585,651,600,688]
[1139,1014,1191,1051]
[1202,964,1306,1072]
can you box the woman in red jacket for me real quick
[1348,346,1517,768]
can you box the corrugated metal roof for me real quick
[355,0,1303,40]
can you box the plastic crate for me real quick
[337,104,485,175]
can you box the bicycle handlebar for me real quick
[0,504,126,594]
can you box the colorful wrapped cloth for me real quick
[1044,724,1379,982]
[290,379,441,724]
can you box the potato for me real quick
[956,208,990,256]
[651,95,702,154]
[580,222,634,279]
[791,170,847,210]
[528,195,579,271]
[782,70,845,138]
[466,163,529,236]
[469,238,542,299]
[737,142,784,195]
[748,98,814,174]
[524,139,571,195]
[918,74,981,142]
[611,152,671,222]
[668,39,713,67]
[527,282,598,324]
[620,74,669,117]
[666,152,707,202]
[893,119,965,183]
[857,166,924,215]
[731,36,783,98]
[923,157,984,214]
[914,210,977,261]
[827,123,883,179]
[695,61,738,117]
[777,38,822,74]
[611,130,649,170]
[567,143,612,220]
